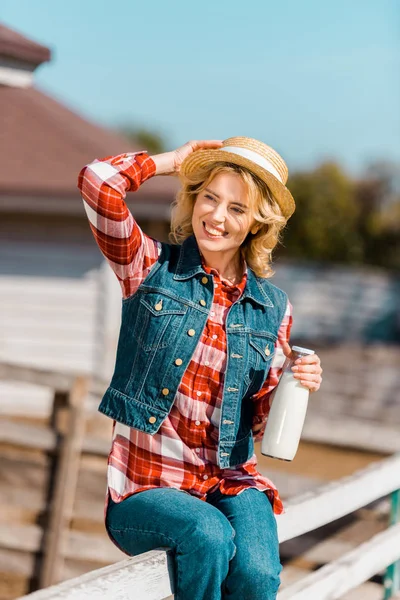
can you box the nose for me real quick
[210,202,227,223]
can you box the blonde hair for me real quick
[169,162,288,278]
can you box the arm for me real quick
[78,141,223,298]
[78,152,160,298]
[251,298,293,442]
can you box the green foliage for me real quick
[279,161,400,271]
[118,126,167,155]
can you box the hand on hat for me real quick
[173,140,223,172]
[152,140,223,176]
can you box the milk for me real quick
[261,346,314,461]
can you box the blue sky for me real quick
[2,0,399,174]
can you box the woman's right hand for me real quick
[152,140,223,176]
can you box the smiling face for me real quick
[191,171,258,260]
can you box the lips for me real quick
[203,222,227,237]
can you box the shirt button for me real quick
[195,420,201,426]
[195,448,201,453]
[199,299,206,307]
[175,358,183,366]
[264,347,271,356]
[201,277,208,285]
[204,361,210,366]
[148,416,157,424]
[154,302,162,311]
[212,334,218,340]
[203,474,209,480]
[188,329,196,336]
[162,388,169,396]
[210,311,215,317]
[196,391,202,397]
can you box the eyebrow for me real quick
[205,187,248,209]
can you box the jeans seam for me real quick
[107,526,176,546]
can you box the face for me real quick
[191,171,258,258]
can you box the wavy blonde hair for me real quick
[169,162,288,278]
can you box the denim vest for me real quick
[99,235,288,468]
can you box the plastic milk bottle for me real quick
[261,346,315,461]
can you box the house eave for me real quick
[0,194,171,220]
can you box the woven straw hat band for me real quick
[221,146,283,183]
[222,137,289,185]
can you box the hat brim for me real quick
[179,149,295,219]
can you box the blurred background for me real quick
[0,1,399,598]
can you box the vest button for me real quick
[175,358,183,366]
[162,388,169,396]
[264,347,271,356]
[201,277,208,284]
[148,416,157,424]
[155,302,163,311]
[188,329,196,337]
[199,299,206,307]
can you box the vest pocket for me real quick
[248,334,276,363]
[244,333,276,393]
[134,293,188,352]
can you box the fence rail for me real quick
[14,454,400,600]
[2,361,400,599]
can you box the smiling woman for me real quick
[77,137,322,600]
[170,161,287,282]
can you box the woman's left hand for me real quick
[282,342,323,393]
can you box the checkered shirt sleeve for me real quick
[77,152,160,298]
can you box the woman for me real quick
[78,137,323,600]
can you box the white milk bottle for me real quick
[261,346,315,461]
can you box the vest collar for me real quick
[173,235,274,308]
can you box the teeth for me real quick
[204,223,225,236]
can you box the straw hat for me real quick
[179,136,295,219]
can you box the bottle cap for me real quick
[292,345,314,355]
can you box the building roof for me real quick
[0,85,179,205]
[0,23,51,65]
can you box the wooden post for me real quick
[39,376,89,588]
[384,489,400,599]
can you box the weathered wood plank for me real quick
[17,550,174,600]
[0,363,79,392]
[66,531,124,564]
[40,378,89,588]
[0,362,106,397]
[0,418,109,455]
[277,452,400,543]
[341,582,383,600]
[301,518,386,565]
[277,523,400,599]
[0,419,56,451]
[303,412,400,454]
[0,523,42,553]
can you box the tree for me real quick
[281,162,363,264]
[117,126,168,155]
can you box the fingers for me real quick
[292,353,323,393]
[293,371,322,393]
[292,364,323,375]
[190,140,223,151]
[294,354,321,366]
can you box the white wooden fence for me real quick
[15,453,400,600]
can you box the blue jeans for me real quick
[106,486,282,600]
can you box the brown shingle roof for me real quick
[0,23,51,65]
[0,85,179,202]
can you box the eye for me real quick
[204,193,216,201]
[231,207,245,214]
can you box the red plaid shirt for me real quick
[78,152,293,515]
